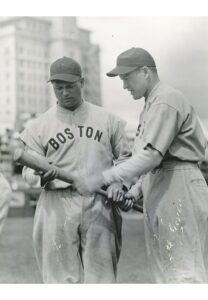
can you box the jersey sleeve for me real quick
[108,115,132,188]
[141,103,183,156]
[109,116,132,163]
[19,120,45,156]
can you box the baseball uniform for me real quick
[103,81,208,283]
[20,100,131,283]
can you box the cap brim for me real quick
[47,74,80,83]
[106,65,138,77]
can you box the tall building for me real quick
[47,17,101,106]
[0,16,102,132]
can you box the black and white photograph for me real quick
[0,1,208,296]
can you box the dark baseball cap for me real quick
[106,47,156,77]
[48,56,82,83]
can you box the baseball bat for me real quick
[13,148,143,213]
[13,148,74,185]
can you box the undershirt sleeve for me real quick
[102,145,162,184]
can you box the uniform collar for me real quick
[56,99,87,114]
[144,81,162,111]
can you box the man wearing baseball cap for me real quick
[74,47,208,283]
[20,56,132,283]
[106,47,156,77]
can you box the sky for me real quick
[78,16,208,131]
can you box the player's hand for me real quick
[106,182,124,204]
[34,168,57,187]
[128,182,143,202]
[119,192,136,212]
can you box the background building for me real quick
[0,16,102,133]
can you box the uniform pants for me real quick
[142,162,208,283]
[33,188,118,283]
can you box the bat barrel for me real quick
[13,148,23,162]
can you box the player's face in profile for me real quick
[52,79,84,110]
[119,68,148,100]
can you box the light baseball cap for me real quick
[106,47,156,77]
[48,56,82,83]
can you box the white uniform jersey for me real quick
[20,100,131,189]
[133,81,206,161]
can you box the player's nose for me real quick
[62,88,69,96]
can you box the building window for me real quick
[19,85,24,92]
[19,72,24,80]
[18,47,23,54]
[19,59,24,67]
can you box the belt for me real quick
[153,159,199,172]
[44,184,77,192]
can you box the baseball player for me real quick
[74,48,208,283]
[199,144,208,184]
[0,173,11,234]
[20,57,132,283]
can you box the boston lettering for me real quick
[48,126,103,150]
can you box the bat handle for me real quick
[96,188,143,213]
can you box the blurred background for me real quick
[0,16,208,283]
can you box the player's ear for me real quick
[142,66,150,79]
[80,78,84,88]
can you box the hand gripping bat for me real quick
[13,148,143,213]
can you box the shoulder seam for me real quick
[152,102,180,113]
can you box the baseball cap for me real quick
[106,47,156,77]
[48,57,82,83]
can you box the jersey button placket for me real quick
[72,112,82,171]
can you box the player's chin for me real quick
[62,103,76,109]
[130,91,139,100]
[132,93,143,100]
[132,95,139,100]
